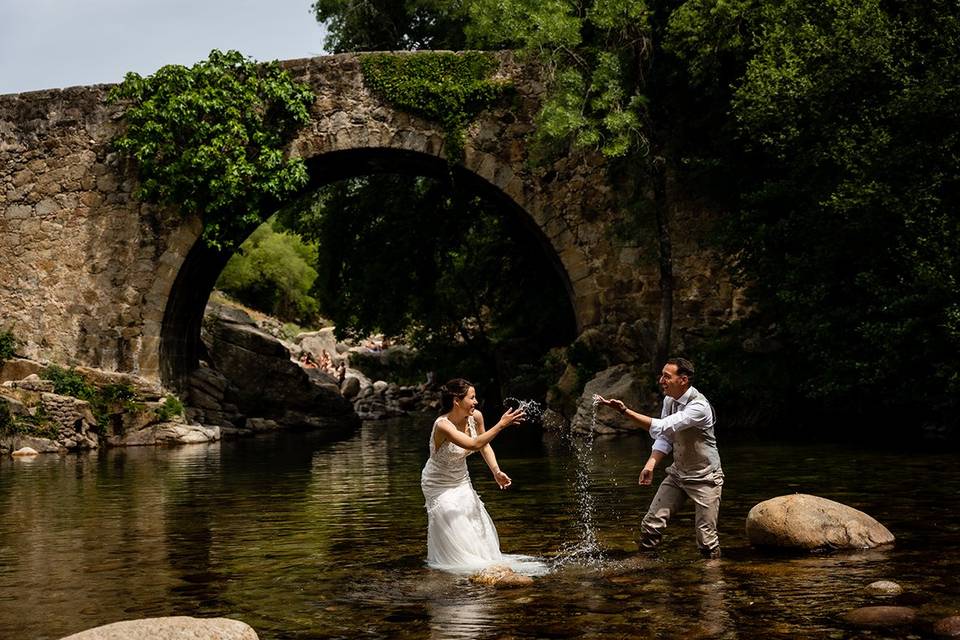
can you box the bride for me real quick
[421,378,545,574]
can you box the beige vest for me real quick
[666,388,723,483]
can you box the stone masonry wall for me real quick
[0,52,743,385]
[0,84,199,377]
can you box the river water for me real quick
[1,416,958,639]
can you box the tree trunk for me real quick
[651,156,673,372]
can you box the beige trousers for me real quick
[639,471,723,554]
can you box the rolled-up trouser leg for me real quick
[688,480,723,555]
[639,473,687,549]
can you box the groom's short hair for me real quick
[666,357,695,380]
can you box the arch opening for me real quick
[159,148,579,396]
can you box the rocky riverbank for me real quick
[0,359,218,454]
[190,297,441,430]
[1,296,445,455]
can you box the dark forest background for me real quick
[217,0,959,437]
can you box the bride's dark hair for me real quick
[440,378,473,413]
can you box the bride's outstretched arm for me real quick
[476,412,512,489]
[434,407,524,452]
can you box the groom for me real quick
[599,357,723,559]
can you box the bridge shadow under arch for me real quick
[159,147,578,391]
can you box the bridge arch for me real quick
[157,146,582,389]
[1,53,738,387]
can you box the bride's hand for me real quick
[498,407,525,427]
[494,469,512,490]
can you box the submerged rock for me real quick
[746,494,895,551]
[469,565,535,588]
[865,580,903,596]
[933,616,960,637]
[11,446,39,457]
[108,423,220,446]
[841,605,916,627]
[58,616,258,639]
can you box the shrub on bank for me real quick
[0,402,58,440]
[155,395,184,422]
[0,330,16,361]
[41,366,143,435]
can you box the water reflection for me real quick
[163,443,223,610]
[426,592,496,640]
[0,421,959,639]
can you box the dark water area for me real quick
[1,416,958,639]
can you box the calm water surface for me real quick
[1,417,958,639]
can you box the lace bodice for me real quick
[428,415,478,466]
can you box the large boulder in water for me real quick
[570,365,648,435]
[201,305,358,430]
[746,494,895,551]
[841,606,916,628]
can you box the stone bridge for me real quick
[0,52,741,390]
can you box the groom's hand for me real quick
[600,397,627,413]
[639,467,654,485]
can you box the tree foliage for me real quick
[466,0,703,370]
[467,0,652,159]
[315,0,960,427]
[668,0,960,425]
[280,175,576,396]
[217,219,321,324]
[360,52,510,159]
[110,49,315,248]
[312,0,468,52]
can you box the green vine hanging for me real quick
[109,49,315,249]
[359,52,511,161]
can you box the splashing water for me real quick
[552,394,604,568]
[502,397,545,425]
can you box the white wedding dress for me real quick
[421,415,547,575]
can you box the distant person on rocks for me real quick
[319,350,334,374]
[598,357,723,559]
